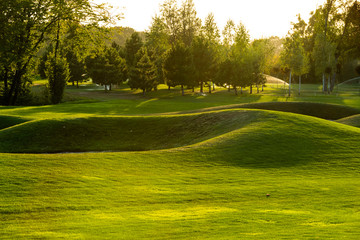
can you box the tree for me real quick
[125,32,144,68]
[163,43,194,96]
[160,0,181,46]
[86,46,127,92]
[202,13,221,43]
[191,36,216,93]
[146,15,170,86]
[202,13,221,91]
[65,49,87,88]
[231,22,251,94]
[179,0,201,47]
[281,15,310,96]
[0,0,120,105]
[45,53,70,104]
[128,47,158,95]
[222,20,236,50]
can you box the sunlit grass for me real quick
[1,83,360,239]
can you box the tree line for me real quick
[280,0,360,96]
[85,0,269,96]
[1,0,359,105]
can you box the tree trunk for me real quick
[54,20,61,59]
[3,68,9,102]
[181,85,184,96]
[257,84,259,93]
[213,82,215,91]
[328,75,331,94]
[234,86,238,95]
[168,85,171,90]
[208,82,211,94]
[8,68,22,105]
[228,85,231,92]
[109,83,112,91]
[76,80,79,88]
[322,73,326,93]
[288,71,292,97]
[262,85,264,92]
[143,89,146,96]
[323,73,328,93]
[240,87,243,94]
[298,75,301,96]
[200,81,203,93]
[250,85,252,94]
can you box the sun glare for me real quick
[94,0,325,39]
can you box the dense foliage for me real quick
[1,0,359,105]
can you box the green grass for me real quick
[1,84,360,119]
[337,114,360,128]
[1,83,360,239]
[0,115,29,130]
[0,110,259,153]
[1,110,360,239]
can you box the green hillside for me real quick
[1,107,360,239]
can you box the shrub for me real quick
[45,53,70,104]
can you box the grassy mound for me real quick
[0,110,259,153]
[189,102,360,120]
[337,114,360,128]
[0,115,29,130]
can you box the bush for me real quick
[45,53,70,104]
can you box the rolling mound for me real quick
[0,110,259,153]
[175,102,360,120]
[336,114,360,128]
[0,115,29,130]
[1,109,360,156]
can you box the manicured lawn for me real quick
[0,84,360,239]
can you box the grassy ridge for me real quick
[0,115,29,130]
[0,110,360,239]
[337,114,360,128]
[2,106,358,153]
[0,110,259,153]
[173,102,360,120]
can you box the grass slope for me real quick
[337,114,360,128]
[173,102,360,120]
[0,115,29,130]
[1,110,360,239]
[0,110,259,153]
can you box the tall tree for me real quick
[202,13,221,44]
[128,47,158,95]
[179,0,201,47]
[191,36,216,93]
[0,0,119,105]
[146,15,170,86]
[86,45,127,92]
[45,52,70,104]
[281,15,310,96]
[163,43,194,95]
[160,0,181,46]
[222,19,236,58]
[125,32,144,68]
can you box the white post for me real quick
[289,71,292,97]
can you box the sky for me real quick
[94,0,325,39]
